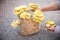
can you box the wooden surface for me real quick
[0,0,60,40]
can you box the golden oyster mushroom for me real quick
[19,5,28,12]
[45,20,56,32]
[20,12,31,19]
[13,7,24,15]
[33,16,44,20]
[33,10,44,23]
[34,10,43,14]
[29,3,39,11]
[12,4,44,35]
[11,20,21,28]
[33,18,42,23]
[45,24,50,27]
[13,5,28,16]
[46,20,56,27]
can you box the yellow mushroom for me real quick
[13,5,28,16]
[45,24,50,27]
[13,7,24,15]
[20,12,31,19]
[29,3,39,11]
[11,20,21,28]
[19,5,28,12]
[45,20,56,27]
[33,10,44,23]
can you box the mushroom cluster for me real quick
[11,3,44,36]
[33,10,44,23]
[45,20,56,31]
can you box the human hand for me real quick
[41,3,58,12]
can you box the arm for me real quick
[41,2,60,12]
